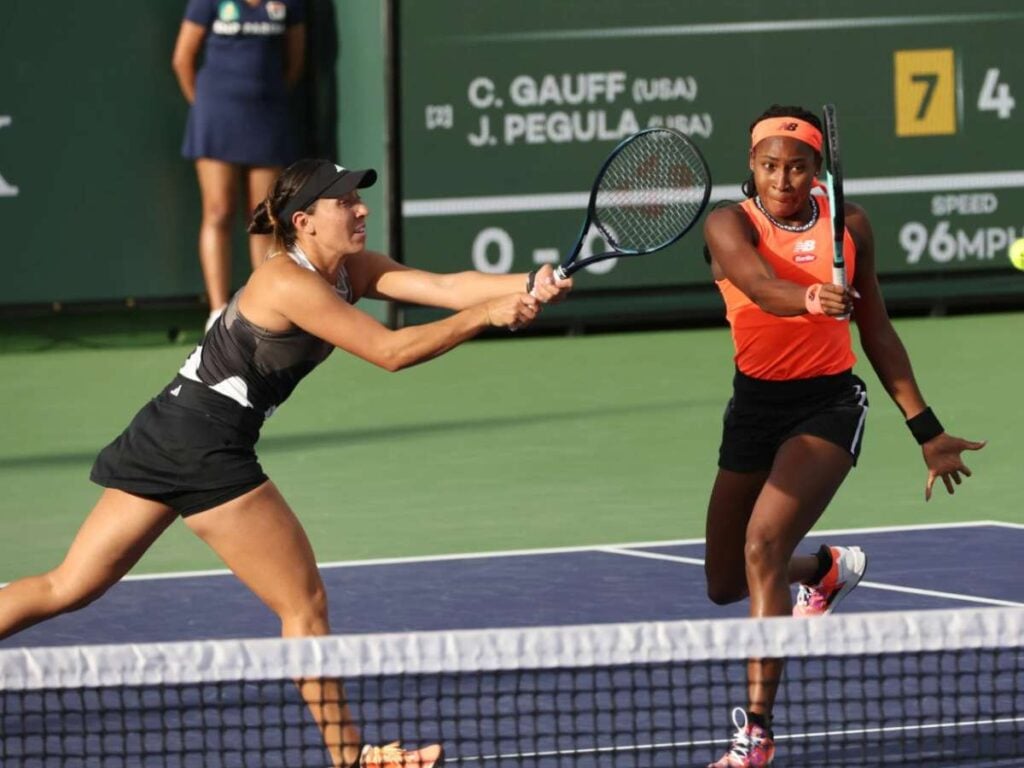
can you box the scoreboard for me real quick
[394,0,1024,295]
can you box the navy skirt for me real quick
[182,70,296,167]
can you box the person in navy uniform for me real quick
[173,0,307,331]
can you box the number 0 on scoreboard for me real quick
[894,49,956,137]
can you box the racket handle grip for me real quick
[832,264,850,321]
[527,264,569,299]
[832,264,846,288]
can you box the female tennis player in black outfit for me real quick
[0,159,572,768]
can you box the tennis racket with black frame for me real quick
[537,127,712,289]
[822,103,846,290]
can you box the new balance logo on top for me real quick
[793,239,817,263]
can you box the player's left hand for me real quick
[531,264,573,304]
[921,433,987,501]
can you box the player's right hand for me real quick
[818,283,858,317]
[530,264,574,304]
[486,293,540,329]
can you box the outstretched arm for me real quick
[249,260,541,372]
[348,251,572,308]
[848,204,986,500]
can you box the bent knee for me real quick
[705,565,747,605]
[706,579,746,606]
[743,535,789,574]
[47,570,114,615]
[279,586,330,637]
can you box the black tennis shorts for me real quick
[718,368,869,473]
[90,376,268,516]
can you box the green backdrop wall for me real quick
[2,1,1022,320]
[1,2,202,305]
[0,0,390,318]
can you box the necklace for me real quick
[754,195,819,233]
[288,244,347,292]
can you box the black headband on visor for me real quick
[277,162,378,225]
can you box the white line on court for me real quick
[456,12,1024,43]
[5,519,1010,587]
[855,581,1024,608]
[987,520,1024,530]
[457,715,1024,764]
[599,547,1024,608]
[402,171,1024,218]
[596,547,706,567]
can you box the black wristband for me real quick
[906,407,944,445]
[525,269,538,293]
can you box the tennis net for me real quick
[1,607,1021,767]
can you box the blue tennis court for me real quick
[3,521,1018,648]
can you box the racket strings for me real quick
[594,131,710,252]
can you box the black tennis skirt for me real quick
[90,376,268,516]
[718,368,869,473]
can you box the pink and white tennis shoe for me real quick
[794,545,868,617]
[707,707,775,767]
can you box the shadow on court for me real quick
[0,397,716,471]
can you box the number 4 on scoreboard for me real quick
[978,69,1015,119]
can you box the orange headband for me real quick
[750,117,823,153]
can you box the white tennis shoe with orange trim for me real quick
[793,545,867,617]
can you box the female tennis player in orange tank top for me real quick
[701,105,986,768]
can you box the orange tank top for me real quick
[715,195,857,381]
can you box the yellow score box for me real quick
[894,49,957,137]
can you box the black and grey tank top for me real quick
[178,247,353,419]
